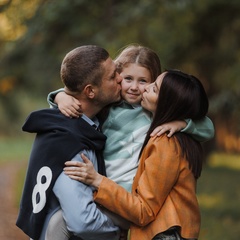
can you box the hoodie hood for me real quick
[22,108,106,150]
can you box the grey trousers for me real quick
[45,209,73,240]
[41,209,82,240]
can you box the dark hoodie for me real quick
[16,108,106,239]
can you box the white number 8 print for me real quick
[32,166,52,214]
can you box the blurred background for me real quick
[0,0,239,239]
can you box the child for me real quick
[48,44,214,192]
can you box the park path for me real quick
[0,161,28,240]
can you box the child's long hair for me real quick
[114,44,161,82]
[140,70,209,178]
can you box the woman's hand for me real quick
[55,92,82,118]
[150,120,187,137]
[64,153,103,188]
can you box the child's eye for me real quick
[139,79,147,84]
[124,76,132,81]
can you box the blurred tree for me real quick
[0,0,40,42]
[0,0,239,152]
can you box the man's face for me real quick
[97,57,122,106]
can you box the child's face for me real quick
[120,63,152,105]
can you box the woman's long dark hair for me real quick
[140,70,209,179]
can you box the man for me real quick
[16,45,122,240]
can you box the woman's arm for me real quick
[64,136,181,226]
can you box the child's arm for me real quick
[181,117,215,142]
[47,88,64,108]
[150,120,186,138]
[47,89,82,118]
[151,117,215,142]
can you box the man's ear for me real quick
[84,84,95,99]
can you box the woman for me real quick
[64,69,209,240]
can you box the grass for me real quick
[198,165,240,240]
[0,136,33,206]
[0,137,239,240]
[0,135,34,163]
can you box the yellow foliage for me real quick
[208,152,240,170]
[215,121,240,152]
[0,76,15,94]
[0,0,40,41]
[198,193,223,208]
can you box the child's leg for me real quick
[45,209,72,240]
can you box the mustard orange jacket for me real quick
[94,135,200,240]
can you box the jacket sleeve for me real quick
[181,116,215,142]
[94,136,181,226]
[53,150,120,240]
[47,88,64,108]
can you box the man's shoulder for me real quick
[28,108,61,119]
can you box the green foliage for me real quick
[0,90,48,135]
[0,0,240,150]
[1,0,240,93]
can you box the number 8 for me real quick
[32,166,52,214]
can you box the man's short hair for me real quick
[60,45,109,92]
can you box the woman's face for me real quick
[120,63,152,105]
[141,72,166,114]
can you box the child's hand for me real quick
[150,120,187,137]
[55,92,82,118]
